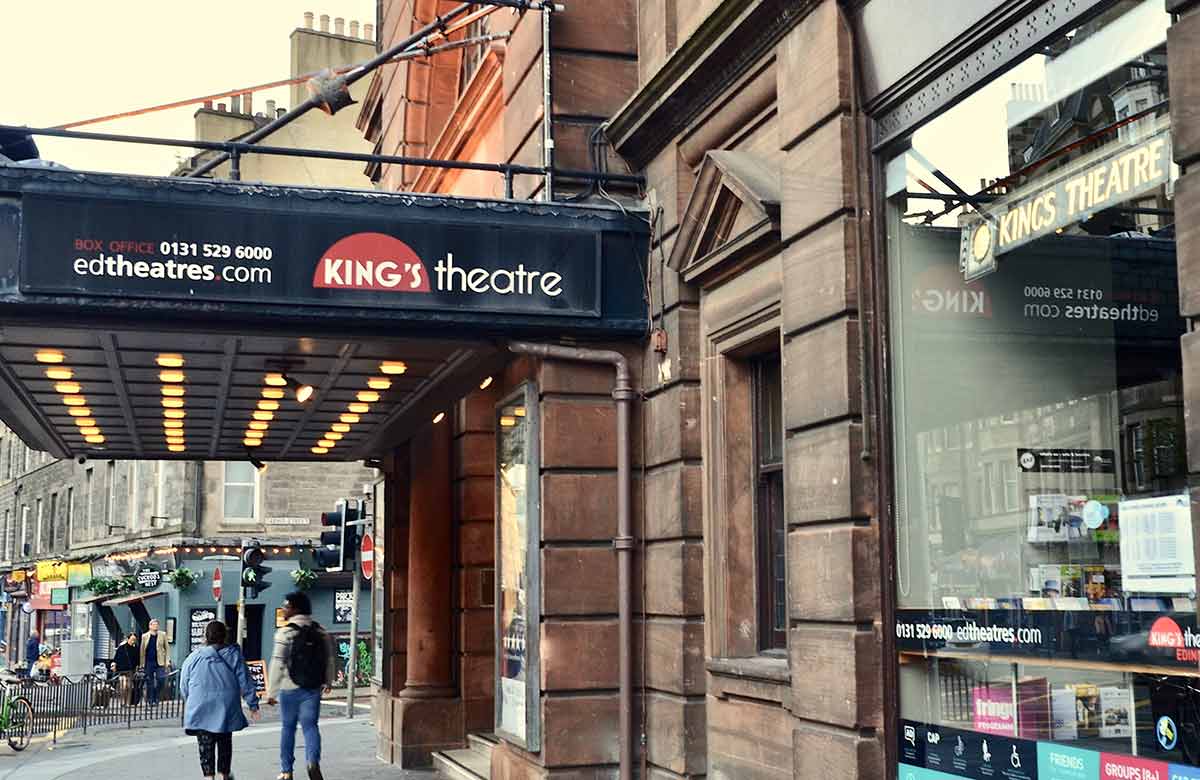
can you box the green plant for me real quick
[167,567,197,591]
[291,568,318,591]
[82,575,137,596]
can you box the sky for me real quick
[7,1,375,175]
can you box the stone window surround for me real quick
[220,461,261,524]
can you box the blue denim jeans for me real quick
[144,666,165,705]
[279,687,322,772]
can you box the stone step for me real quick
[432,747,490,780]
[467,732,498,759]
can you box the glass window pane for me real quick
[889,5,1195,772]
[224,485,254,518]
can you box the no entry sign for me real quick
[360,533,374,581]
[212,567,223,602]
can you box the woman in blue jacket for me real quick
[180,621,260,780]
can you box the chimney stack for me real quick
[303,11,314,29]
[217,103,227,113]
[334,17,344,35]
[266,99,276,115]
[364,23,374,40]
[320,14,329,32]
[350,20,359,37]
[242,92,252,114]
[230,94,241,114]
[203,100,213,109]
[277,107,286,118]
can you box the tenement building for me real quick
[0,0,1198,778]
[358,0,1200,777]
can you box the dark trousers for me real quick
[195,731,233,776]
[144,666,164,705]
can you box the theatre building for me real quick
[3,0,1200,778]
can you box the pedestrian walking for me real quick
[267,592,334,780]
[23,631,38,677]
[180,620,260,780]
[111,632,139,705]
[139,618,171,706]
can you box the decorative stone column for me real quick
[394,420,463,766]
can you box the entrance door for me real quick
[224,605,266,661]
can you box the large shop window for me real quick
[887,2,1191,775]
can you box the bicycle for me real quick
[0,672,34,751]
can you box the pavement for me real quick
[0,698,435,780]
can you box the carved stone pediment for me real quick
[669,150,781,285]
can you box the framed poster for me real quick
[189,608,217,653]
[330,634,371,689]
[333,590,353,624]
[370,477,386,687]
[494,383,541,751]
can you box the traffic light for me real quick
[316,499,359,572]
[241,542,272,599]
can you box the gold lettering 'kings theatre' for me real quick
[960,122,1172,279]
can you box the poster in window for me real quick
[1119,493,1196,593]
[333,590,353,624]
[495,384,540,750]
[330,633,371,689]
[371,478,385,686]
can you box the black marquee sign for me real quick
[0,168,649,336]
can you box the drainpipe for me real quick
[541,5,555,200]
[508,341,633,780]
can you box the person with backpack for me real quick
[180,620,260,780]
[267,591,335,780]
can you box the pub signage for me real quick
[135,567,163,591]
[960,122,1172,280]
[20,195,602,318]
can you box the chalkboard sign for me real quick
[189,608,217,653]
[246,659,267,693]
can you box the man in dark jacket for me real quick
[24,631,39,677]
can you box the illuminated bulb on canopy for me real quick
[35,350,65,364]
[514,407,526,417]
[479,376,493,390]
[62,396,87,406]
[248,421,269,431]
[166,437,185,446]
[257,399,280,411]
[85,434,105,444]
[168,444,186,453]
[261,387,285,400]
[499,415,516,427]
[242,438,262,447]
[433,412,446,424]
[379,361,407,375]
[311,446,328,455]
[163,420,184,430]
[161,386,185,397]
[317,439,335,448]
[73,418,96,428]
[348,402,369,414]
[68,407,92,417]
[161,398,185,409]
[54,382,81,394]
[367,377,392,390]
[155,354,185,368]
[163,410,186,420]
[339,413,360,424]
[45,367,73,380]
[331,423,350,433]
[356,390,380,403]
[79,427,101,436]
[252,410,274,421]
[324,431,343,441]
[264,373,287,387]
[158,370,185,383]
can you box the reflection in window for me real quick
[223,462,258,520]
[887,1,1197,770]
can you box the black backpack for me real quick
[285,622,328,690]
